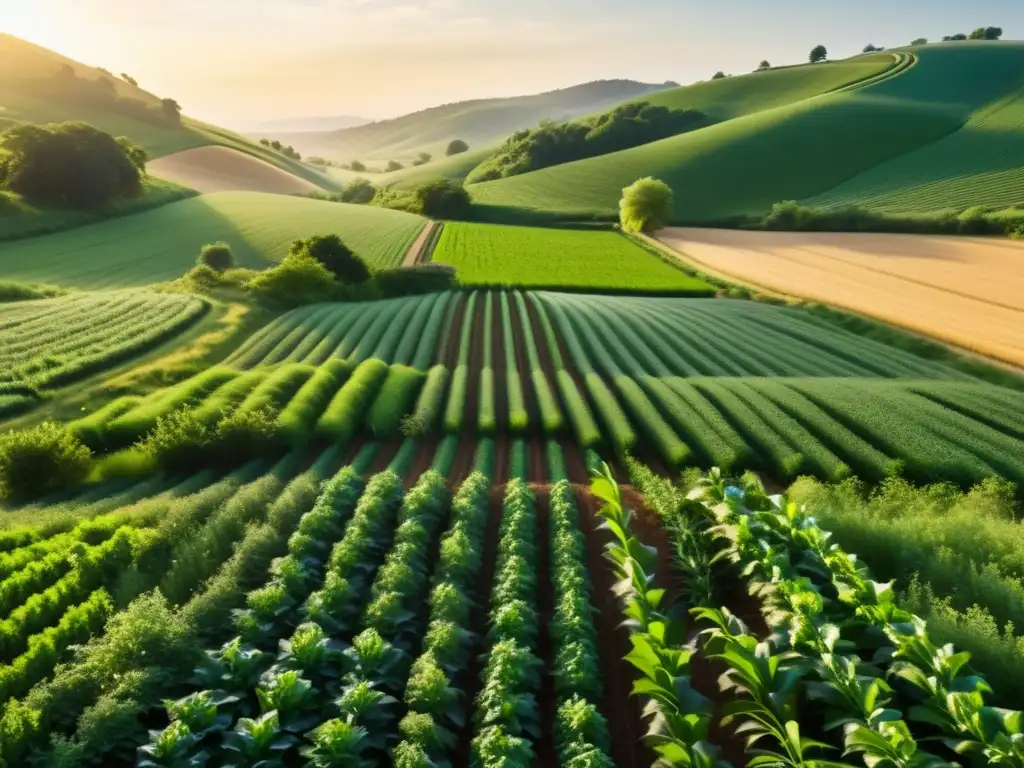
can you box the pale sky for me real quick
[2,0,1021,126]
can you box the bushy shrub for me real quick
[0,121,143,209]
[446,139,470,156]
[374,264,457,297]
[247,252,338,307]
[137,407,281,472]
[385,160,404,172]
[340,178,376,204]
[0,422,92,501]
[197,242,233,272]
[619,177,673,233]
[290,234,370,283]
[412,180,471,220]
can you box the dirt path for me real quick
[657,227,1024,368]
[401,221,438,267]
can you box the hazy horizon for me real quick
[4,0,1021,128]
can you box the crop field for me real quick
[429,221,714,293]
[469,43,1024,223]
[0,193,426,288]
[0,291,207,389]
[63,290,1024,490]
[148,146,322,195]
[656,227,1024,367]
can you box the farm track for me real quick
[401,220,438,267]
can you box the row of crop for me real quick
[226,293,453,370]
[0,293,207,389]
[628,461,1024,767]
[542,291,964,381]
[546,445,614,766]
[0,449,347,766]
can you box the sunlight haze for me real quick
[2,0,1021,126]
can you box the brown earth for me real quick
[657,227,1024,368]
[149,146,321,195]
[401,221,437,267]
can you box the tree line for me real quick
[32,64,182,128]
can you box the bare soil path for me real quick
[401,221,438,267]
[657,227,1024,368]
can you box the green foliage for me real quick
[290,234,371,284]
[0,281,63,302]
[619,177,673,233]
[316,358,390,441]
[277,359,353,444]
[0,121,143,209]
[809,44,828,63]
[0,422,92,501]
[471,102,710,182]
[366,365,427,437]
[411,180,471,220]
[374,264,457,298]
[446,139,470,156]
[197,242,233,272]
[247,251,339,308]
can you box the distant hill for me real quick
[0,33,338,191]
[470,44,1024,223]
[239,115,374,134]
[271,79,678,163]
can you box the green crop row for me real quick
[512,292,562,432]
[366,364,427,438]
[500,293,529,432]
[478,292,496,433]
[316,359,390,442]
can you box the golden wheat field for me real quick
[657,227,1024,367]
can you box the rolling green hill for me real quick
[271,79,676,165]
[0,192,425,289]
[0,34,338,191]
[469,43,1024,223]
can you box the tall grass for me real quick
[191,370,269,426]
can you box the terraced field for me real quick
[429,222,714,292]
[0,291,207,390]
[0,193,426,288]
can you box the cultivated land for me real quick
[657,227,1024,367]
[430,222,714,292]
[0,193,426,288]
[5,30,1024,768]
[148,146,322,195]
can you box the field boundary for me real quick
[400,220,439,266]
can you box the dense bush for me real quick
[137,407,281,472]
[246,252,339,307]
[0,122,145,209]
[386,160,404,172]
[197,242,233,272]
[758,200,1024,236]
[289,234,370,283]
[446,139,470,156]
[470,102,711,181]
[0,422,92,501]
[412,180,471,220]
[0,281,63,302]
[619,177,673,233]
[340,178,376,204]
[375,264,457,297]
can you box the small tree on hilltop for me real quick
[198,242,234,272]
[446,139,470,156]
[969,26,1003,40]
[862,43,883,52]
[160,98,182,125]
[290,234,370,283]
[385,160,403,172]
[911,37,928,45]
[619,177,673,234]
[756,60,771,71]
[413,152,432,167]
[121,73,138,86]
[350,160,367,172]
[943,33,967,41]
[711,71,728,80]
[809,45,828,63]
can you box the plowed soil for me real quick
[150,146,321,195]
[658,227,1024,368]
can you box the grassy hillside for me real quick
[0,192,425,288]
[0,34,338,192]
[470,43,1024,223]
[273,79,676,164]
